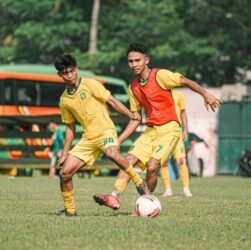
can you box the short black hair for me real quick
[54,54,77,72]
[127,43,148,55]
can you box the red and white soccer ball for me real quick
[135,195,161,218]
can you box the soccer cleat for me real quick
[183,187,193,197]
[136,181,150,195]
[93,194,121,210]
[56,209,77,217]
[162,188,173,197]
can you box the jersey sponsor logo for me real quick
[156,145,164,153]
[80,92,87,100]
[104,137,114,145]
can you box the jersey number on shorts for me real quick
[156,145,164,153]
[104,137,114,146]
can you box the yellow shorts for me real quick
[129,121,181,170]
[68,129,118,168]
[172,134,186,160]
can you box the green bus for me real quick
[0,64,129,120]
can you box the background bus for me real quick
[0,64,129,125]
[0,64,130,173]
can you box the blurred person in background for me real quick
[48,122,64,179]
[160,90,192,197]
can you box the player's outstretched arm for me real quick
[58,122,75,166]
[107,95,140,120]
[180,76,221,112]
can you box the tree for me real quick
[88,0,100,56]
[0,0,89,63]
[1,0,250,85]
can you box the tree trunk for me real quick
[89,0,100,56]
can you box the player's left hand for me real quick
[203,92,221,112]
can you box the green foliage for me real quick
[176,0,251,84]
[0,0,89,63]
[0,175,250,249]
[0,0,250,85]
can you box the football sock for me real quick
[111,190,121,198]
[160,166,171,189]
[179,162,189,188]
[61,191,76,214]
[124,165,143,187]
[112,178,128,194]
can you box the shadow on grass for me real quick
[37,211,132,217]
[90,211,132,217]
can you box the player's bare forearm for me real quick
[62,123,75,156]
[180,76,221,112]
[119,119,141,144]
[107,95,139,120]
[180,76,206,96]
[181,110,188,141]
[181,110,188,134]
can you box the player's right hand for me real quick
[58,154,67,167]
[203,92,221,112]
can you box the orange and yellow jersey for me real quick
[59,78,115,139]
[172,90,186,123]
[129,68,183,126]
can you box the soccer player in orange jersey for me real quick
[93,43,220,210]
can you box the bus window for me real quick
[16,80,38,106]
[0,64,130,117]
[105,83,126,94]
[40,82,65,107]
[3,80,15,105]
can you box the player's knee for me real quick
[147,161,160,174]
[59,169,72,181]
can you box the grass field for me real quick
[0,174,250,250]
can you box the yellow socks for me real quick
[179,162,189,188]
[61,191,76,214]
[160,166,171,189]
[124,165,143,187]
[113,178,128,193]
[160,162,189,188]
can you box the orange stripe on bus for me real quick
[0,72,105,84]
[1,105,61,116]
[0,72,64,82]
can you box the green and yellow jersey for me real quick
[59,78,115,139]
